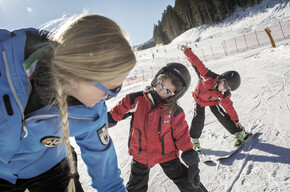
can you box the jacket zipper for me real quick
[2,51,26,120]
[22,114,95,138]
[161,130,170,155]
[158,117,162,142]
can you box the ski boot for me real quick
[234,130,249,146]
[191,138,201,152]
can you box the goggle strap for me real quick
[94,83,115,95]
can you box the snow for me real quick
[72,0,290,191]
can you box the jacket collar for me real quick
[144,86,166,108]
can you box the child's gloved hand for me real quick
[107,112,117,128]
[235,122,244,129]
[181,149,200,188]
[181,45,190,52]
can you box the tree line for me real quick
[153,0,263,45]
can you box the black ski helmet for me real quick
[218,70,241,91]
[151,62,191,100]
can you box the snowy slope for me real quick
[72,0,290,191]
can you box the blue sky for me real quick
[0,0,175,45]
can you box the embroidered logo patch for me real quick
[163,120,170,123]
[40,136,63,147]
[97,124,109,145]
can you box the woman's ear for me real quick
[69,78,79,89]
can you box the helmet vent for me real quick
[173,68,181,75]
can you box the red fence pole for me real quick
[222,40,228,56]
[234,37,239,53]
[210,45,215,60]
[243,34,248,50]
[279,21,286,39]
[255,31,260,46]
[201,47,207,61]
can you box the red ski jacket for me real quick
[184,49,239,123]
[110,90,193,168]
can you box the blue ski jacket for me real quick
[0,28,126,192]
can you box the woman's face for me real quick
[66,72,129,107]
[154,78,176,100]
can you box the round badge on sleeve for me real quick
[97,124,109,146]
[40,136,63,147]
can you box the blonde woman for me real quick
[0,14,136,192]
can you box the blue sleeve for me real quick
[75,129,126,192]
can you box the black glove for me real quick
[181,149,200,188]
[122,112,132,119]
[107,112,117,128]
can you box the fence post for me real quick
[279,21,286,39]
[243,34,248,50]
[201,47,207,61]
[222,40,228,56]
[264,27,276,48]
[210,45,215,60]
[234,37,239,53]
[255,31,260,46]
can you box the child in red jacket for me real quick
[180,45,248,151]
[108,63,202,192]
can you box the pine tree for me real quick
[161,5,185,41]
[202,0,213,24]
[153,21,170,45]
[189,0,203,26]
[175,0,195,29]
[153,24,161,45]
[212,0,223,21]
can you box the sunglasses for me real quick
[94,83,122,100]
[223,80,231,91]
[156,81,175,96]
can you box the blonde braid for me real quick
[55,77,76,192]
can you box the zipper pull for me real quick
[158,117,161,142]
[23,125,28,138]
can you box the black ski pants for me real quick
[190,103,241,138]
[126,158,201,192]
[0,148,84,192]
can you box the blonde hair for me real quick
[45,14,136,192]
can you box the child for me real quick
[0,14,136,192]
[180,45,248,151]
[108,63,201,192]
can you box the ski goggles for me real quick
[94,83,122,100]
[223,80,231,91]
[156,81,175,96]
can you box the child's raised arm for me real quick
[180,45,211,78]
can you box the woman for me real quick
[0,14,136,192]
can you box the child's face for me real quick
[66,72,129,107]
[154,78,176,100]
[218,80,231,93]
